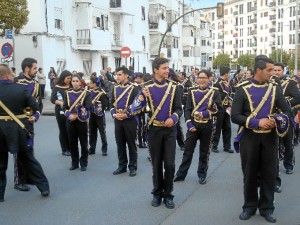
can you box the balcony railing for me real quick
[269,15,276,20]
[269,1,276,7]
[269,28,276,33]
[250,18,257,23]
[250,30,257,35]
[233,11,238,15]
[76,29,91,45]
[112,34,122,46]
[110,0,121,8]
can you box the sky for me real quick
[190,0,224,9]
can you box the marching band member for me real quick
[174,70,222,184]
[63,74,92,171]
[50,70,72,156]
[211,66,233,153]
[111,67,139,177]
[88,76,109,156]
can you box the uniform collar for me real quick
[251,77,266,85]
[153,78,166,85]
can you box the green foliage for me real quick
[213,53,230,69]
[237,54,254,68]
[0,0,29,36]
[287,52,300,74]
[269,49,290,66]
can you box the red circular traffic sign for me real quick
[1,43,13,57]
[120,46,131,58]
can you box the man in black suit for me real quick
[0,64,49,202]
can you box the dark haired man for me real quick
[141,58,182,209]
[14,58,44,191]
[211,66,233,153]
[0,64,49,201]
[111,67,139,177]
[231,55,291,223]
[174,70,222,184]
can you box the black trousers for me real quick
[137,113,147,145]
[281,125,295,171]
[176,120,185,148]
[240,129,277,214]
[176,121,212,179]
[67,120,88,168]
[40,84,45,98]
[55,111,70,153]
[212,109,231,150]
[0,152,8,199]
[114,118,137,170]
[12,150,49,192]
[148,126,176,200]
[89,113,108,153]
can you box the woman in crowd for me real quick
[88,77,109,156]
[63,74,92,171]
[51,70,72,156]
[48,67,57,89]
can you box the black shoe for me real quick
[211,147,219,153]
[138,143,148,148]
[14,184,30,192]
[88,151,95,155]
[199,177,207,185]
[180,146,185,151]
[286,169,293,175]
[62,151,71,156]
[163,198,175,209]
[41,190,50,197]
[69,165,79,170]
[129,169,137,177]
[174,175,185,182]
[239,210,255,220]
[275,185,282,193]
[102,152,107,156]
[151,197,162,207]
[80,167,87,171]
[113,168,127,175]
[260,212,277,223]
[224,149,234,153]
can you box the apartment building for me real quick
[11,0,215,93]
[205,0,300,68]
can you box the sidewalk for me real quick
[41,95,55,116]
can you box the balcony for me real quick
[233,54,238,58]
[269,28,276,33]
[233,44,238,48]
[250,29,257,35]
[76,29,91,49]
[109,0,134,15]
[250,18,257,23]
[217,45,224,49]
[218,34,224,39]
[111,33,123,50]
[269,15,276,20]
[233,11,238,16]
[269,1,276,7]
[270,41,276,46]
[233,33,238,38]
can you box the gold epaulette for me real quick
[269,80,278,86]
[236,80,250,87]
[189,86,198,90]
[209,86,219,90]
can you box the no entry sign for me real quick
[120,46,131,58]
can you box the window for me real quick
[183,50,189,57]
[141,6,145,20]
[240,17,243,25]
[201,40,206,46]
[56,60,66,75]
[54,7,63,30]
[201,53,206,67]
[142,36,145,50]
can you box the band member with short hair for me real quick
[231,55,291,223]
[88,76,109,156]
[174,70,222,184]
[211,66,233,153]
[111,67,139,177]
[63,74,92,171]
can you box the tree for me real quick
[287,52,300,75]
[269,49,290,65]
[213,53,230,69]
[0,0,29,36]
[237,54,254,69]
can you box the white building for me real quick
[12,0,215,94]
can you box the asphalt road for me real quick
[0,114,299,225]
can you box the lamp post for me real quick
[157,3,224,56]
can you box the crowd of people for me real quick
[1,55,300,223]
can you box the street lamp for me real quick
[157,3,224,56]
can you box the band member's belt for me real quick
[0,114,27,121]
[252,128,272,133]
[152,120,165,127]
[193,118,209,123]
[116,109,127,114]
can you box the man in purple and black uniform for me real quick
[142,58,182,209]
[110,67,139,177]
[231,55,291,223]
[13,58,49,195]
